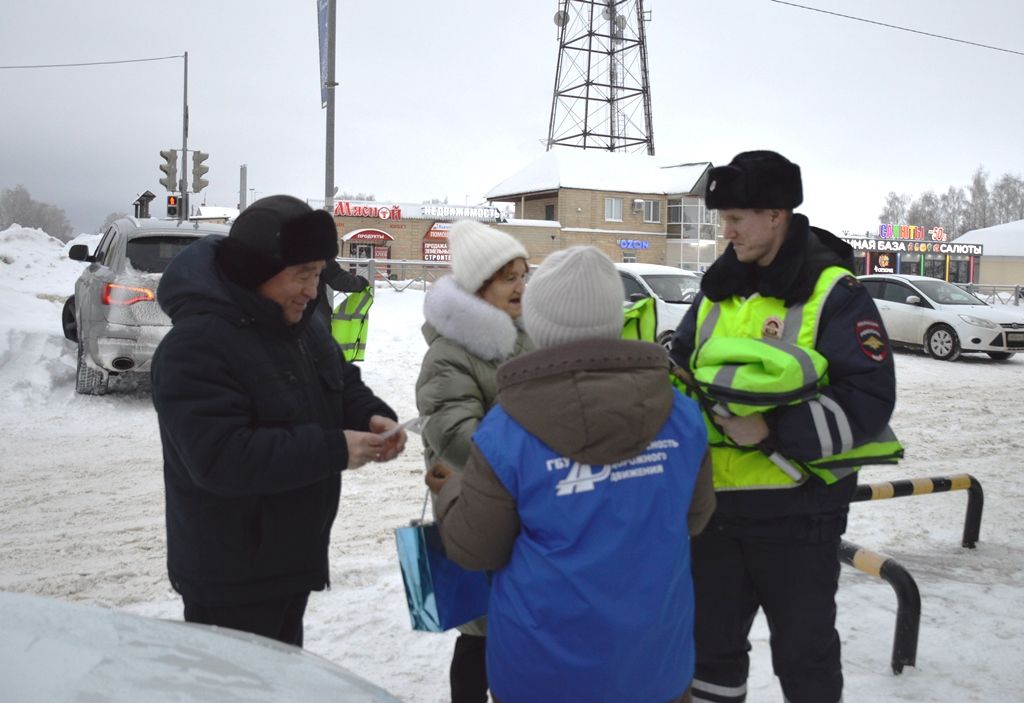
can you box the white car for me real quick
[858,274,1024,361]
[615,263,700,350]
[0,591,402,702]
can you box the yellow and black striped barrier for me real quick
[838,540,920,674]
[852,473,984,548]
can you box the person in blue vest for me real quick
[669,151,897,703]
[427,246,715,703]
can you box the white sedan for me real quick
[858,274,1024,361]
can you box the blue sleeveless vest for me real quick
[473,391,707,703]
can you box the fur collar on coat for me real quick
[423,275,525,361]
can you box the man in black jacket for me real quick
[151,195,406,646]
[670,152,896,703]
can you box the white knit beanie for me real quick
[449,220,529,293]
[523,246,625,349]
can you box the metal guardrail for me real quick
[839,540,920,674]
[843,474,984,674]
[851,474,984,548]
[956,283,1022,306]
[336,257,451,292]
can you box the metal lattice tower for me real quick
[547,0,655,155]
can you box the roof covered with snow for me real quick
[194,205,239,220]
[958,219,1024,257]
[485,150,712,200]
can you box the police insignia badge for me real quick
[762,315,784,339]
[857,320,888,361]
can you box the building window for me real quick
[667,199,682,224]
[622,252,637,263]
[643,200,661,223]
[605,197,623,221]
[544,204,556,221]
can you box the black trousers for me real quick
[183,592,310,647]
[450,633,488,703]
[690,521,844,703]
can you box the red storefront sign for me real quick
[346,228,395,243]
[422,222,451,262]
[333,201,402,220]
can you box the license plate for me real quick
[1009,332,1024,343]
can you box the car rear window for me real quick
[126,236,200,273]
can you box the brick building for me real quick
[329,150,720,273]
[485,150,720,271]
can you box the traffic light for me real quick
[166,194,180,218]
[192,151,209,193]
[159,149,178,191]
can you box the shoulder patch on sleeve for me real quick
[842,276,864,289]
[856,320,889,362]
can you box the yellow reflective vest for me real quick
[689,266,902,490]
[331,287,373,362]
[621,297,657,342]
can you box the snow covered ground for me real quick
[1,224,1023,702]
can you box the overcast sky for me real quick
[2,0,1023,235]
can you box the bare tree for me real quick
[337,192,376,201]
[939,186,969,238]
[965,166,991,232]
[99,211,129,233]
[878,192,910,225]
[0,185,73,241]
[906,190,941,231]
[990,173,1024,224]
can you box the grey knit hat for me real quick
[449,220,529,293]
[523,246,624,349]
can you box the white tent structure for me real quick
[958,220,1024,284]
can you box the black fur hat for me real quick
[217,195,339,288]
[705,150,803,210]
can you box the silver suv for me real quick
[63,217,230,394]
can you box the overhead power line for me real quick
[770,1,1024,57]
[0,54,183,70]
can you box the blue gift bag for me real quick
[394,519,490,632]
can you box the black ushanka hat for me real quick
[217,195,339,288]
[705,150,803,210]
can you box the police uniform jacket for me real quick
[669,214,896,526]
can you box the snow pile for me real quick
[0,226,88,400]
[0,230,1023,701]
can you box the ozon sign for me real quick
[333,201,402,220]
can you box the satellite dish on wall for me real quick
[553,10,568,26]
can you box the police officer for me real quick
[669,151,897,703]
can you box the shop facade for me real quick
[331,200,559,274]
[839,225,984,283]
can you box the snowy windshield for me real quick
[915,280,987,307]
[641,274,699,303]
[126,236,200,274]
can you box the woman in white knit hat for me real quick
[426,246,715,703]
[414,219,533,703]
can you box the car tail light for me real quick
[101,283,155,306]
